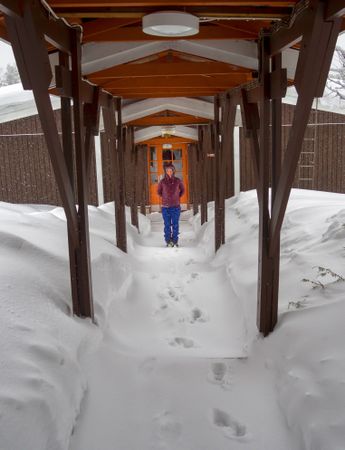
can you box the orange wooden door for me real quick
[148,142,189,206]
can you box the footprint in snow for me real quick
[212,408,248,440]
[186,272,200,284]
[153,411,182,445]
[185,258,195,266]
[169,337,195,349]
[190,307,208,323]
[207,361,232,389]
[138,357,156,375]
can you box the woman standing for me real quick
[157,163,185,247]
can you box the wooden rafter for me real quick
[81,23,265,42]
[96,74,252,90]
[89,61,252,79]
[127,110,210,126]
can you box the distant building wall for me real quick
[1,103,345,206]
[239,103,345,193]
[0,110,98,206]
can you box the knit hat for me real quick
[164,163,175,172]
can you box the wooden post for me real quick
[192,143,200,216]
[4,3,95,319]
[115,98,127,252]
[59,50,79,316]
[129,128,139,230]
[270,52,283,331]
[136,144,147,216]
[214,95,222,251]
[71,29,94,319]
[256,34,273,335]
[102,98,127,252]
[199,126,208,225]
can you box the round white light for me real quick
[143,12,199,37]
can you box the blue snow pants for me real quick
[162,206,181,243]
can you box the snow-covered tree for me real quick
[327,46,345,100]
[0,63,20,86]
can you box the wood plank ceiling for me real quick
[48,0,297,105]
[1,1,345,129]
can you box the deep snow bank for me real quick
[0,202,141,450]
[196,189,345,450]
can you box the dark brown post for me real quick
[214,95,222,251]
[188,143,197,215]
[71,29,94,319]
[137,144,148,216]
[4,3,95,319]
[84,86,101,185]
[199,126,208,225]
[256,34,273,335]
[269,1,342,257]
[270,52,283,332]
[129,129,139,230]
[206,124,214,203]
[115,98,127,252]
[102,98,127,252]
[224,94,236,202]
[59,50,79,316]
[59,52,75,193]
[192,143,200,216]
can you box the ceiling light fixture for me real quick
[161,126,176,137]
[142,11,199,37]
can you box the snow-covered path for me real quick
[69,213,295,450]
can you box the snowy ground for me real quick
[1,189,345,449]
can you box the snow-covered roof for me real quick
[0,83,61,124]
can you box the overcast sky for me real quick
[0,30,344,72]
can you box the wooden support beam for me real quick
[269,0,342,258]
[90,62,251,80]
[71,28,94,319]
[326,0,345,20]
[0,0,22,19]
[115,97,128,251]
[101,74,250,90]
[4,3,98,319]
[189,143,200,216]
[54,64,112,107]
[257,34,273,336]
[102,98,127,252]
[4,6,78,235]
[269,2,312,56]
[59,50,80,317]
[270,51,283,336]
[0,16,8,40]
[1,0,72,52]
[81,23,261,42]
[199,126,208,225]
[110,90,223,99]
[84,86,101,180]
[130,129,139,230]
[214,95,222,251]
[137,144,147,215]
[220,93,237,236]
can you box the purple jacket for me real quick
[157,175,185,207]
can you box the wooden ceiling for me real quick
[1,1,345,128]
[54,1,280,101]
[86,50,255,98]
